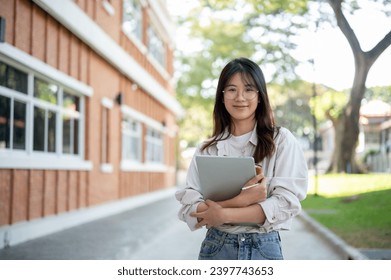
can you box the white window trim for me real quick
[122,0,145,51]
[0,43,93,97]
[121,25,147,55]
[102,0,115,16]
[148,0,175,43]
[101,97,114,109]
[122,118,142,163]
[147,7,171,44]
[0,153,93,170]
[146,53,170,81]
[120,104,176,172]
[100,163,113,173]
[0,54,92,170]
[120,161,171,173]
[121,104,177,137]
[145,127,164,164]
[100,98,113,173]
[121,105,165,133]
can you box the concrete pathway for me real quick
[0,189,351,260]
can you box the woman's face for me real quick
[223,72,259,127]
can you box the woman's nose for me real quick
[235,90,246,100]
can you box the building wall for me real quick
[0,0,181,227]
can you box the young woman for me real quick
[175,57,308,260]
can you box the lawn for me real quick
[302,174,391,249]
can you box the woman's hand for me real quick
[237,180,267,206]
[217,166,267,208]
[191,200,227,228]
[195,202,209,222]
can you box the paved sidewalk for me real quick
[0,188,366,260]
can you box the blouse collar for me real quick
[215,125,258,156]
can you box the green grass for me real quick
[302,174,391,249]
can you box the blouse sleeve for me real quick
[175,145,205,231]
[259,128,308,231]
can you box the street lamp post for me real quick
[309,59,319,197]
[312,80,319,196]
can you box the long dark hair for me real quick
[201,57,278,163]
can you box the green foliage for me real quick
[173,0,391,152]
[175,0,313,148]
[310,87,348,123]
[365,86,391,103]
[268,81,313,135]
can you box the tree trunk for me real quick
[326,0,391,173]
[327,56,369,173]
[327,110,366,173]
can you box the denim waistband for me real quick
[207,227,280,245]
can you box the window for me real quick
[0,61,28,150]
[100,98,113,172]
[122,0,143,42]
[62,92,80,155]
[146,127,163,163]
[122,118,142,162]
[0,59,84,158]
[33,78,58,153]
[148,26,166,68]
[0,61,28,93]
[101,106,109,164]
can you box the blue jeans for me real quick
[198,228,284,260]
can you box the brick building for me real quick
[0,0,183,248]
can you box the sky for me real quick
[166,0,391,91]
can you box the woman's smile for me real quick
[233,104,249,109]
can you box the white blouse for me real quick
[175,126,308,234]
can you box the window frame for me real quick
[147,24,166,69]
[121,117,142,164]
[100,97,113,173]
[122,0,145,52]
[0,53,91,170]
[145,126,164,164]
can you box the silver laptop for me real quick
[195,155,256,201]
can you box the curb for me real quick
[298,211,368,260]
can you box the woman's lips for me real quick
[233,105,248,108]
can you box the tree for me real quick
[325,0,391,173]
[173,0,391,174]
[174,0,310,148]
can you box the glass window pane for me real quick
[48,110,56,153]
[0,61,28,94]
[0,95,11,149]
[63,92,80,112]
[63,115,71,154]
[33,107,45,151]
[131,135,140,159]
[34,78,58,104]
[13,100,26,150]
[123,0,142,40]
[73,119,79,155]
[122,133,130,159]
[146,128,163,163]
[148,27,166,67]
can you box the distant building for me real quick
[318,100,391,172]
[0,0,183,248]
[359,100,391,172]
